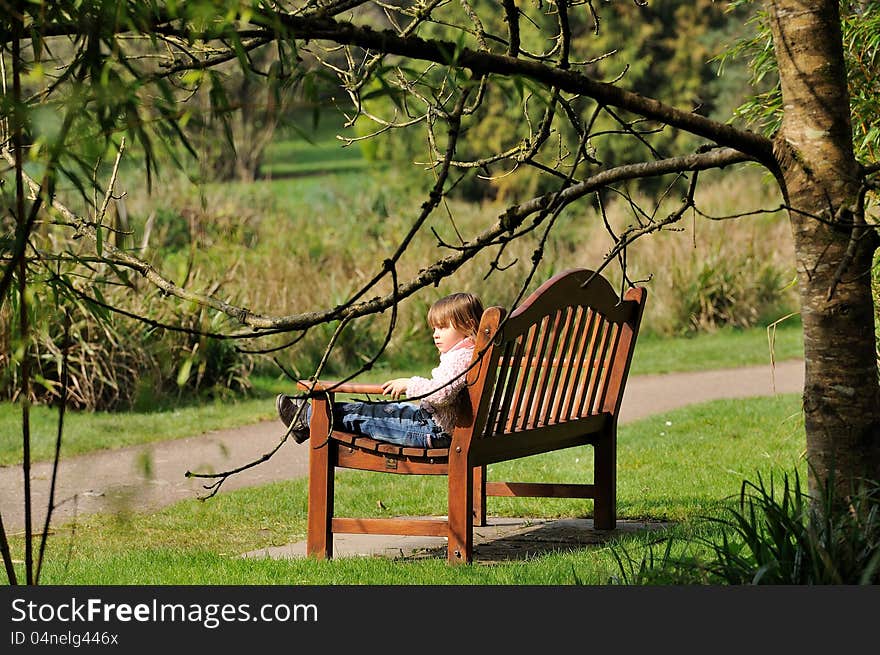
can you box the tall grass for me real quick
[562,166,795,335]
[113,162,797,381]
[610,470,880,585]
[18,153,797,409]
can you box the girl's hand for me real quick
[382,378,410,399]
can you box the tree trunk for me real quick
[766,0,880,497]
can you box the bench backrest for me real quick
[465,269,646,439]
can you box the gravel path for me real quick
[0,360,804,535]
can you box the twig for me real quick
[35,310,71,584]
[97,137,126,224]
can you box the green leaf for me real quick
[177,357,194,388]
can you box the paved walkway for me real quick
[0,360,805,557]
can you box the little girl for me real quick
[276,292,484,449]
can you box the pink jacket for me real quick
[406,337,475,435]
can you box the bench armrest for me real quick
[296,380,386,395]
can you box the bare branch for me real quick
[249,11,775,165]
[27,9,774,165]
[34,311,71,584]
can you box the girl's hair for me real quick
[427,292,484,338]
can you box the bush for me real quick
[1,275,253,412]
[1,286,150,410]
[610,469,880,585]
[671,251,792,333]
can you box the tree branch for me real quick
[17,10,777,167]
[251,12,776,166]
[4,143,750,338]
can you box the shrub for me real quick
[671,251,792,334]
[1,285,150,410]
[610,469,880,585]
[1,274,253,412]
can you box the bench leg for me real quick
[593,430,617,530]
[472,465,487,527]
[307,403,334,559]
[448,450,474,564]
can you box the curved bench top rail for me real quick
[502,268,638,338]
[471,268,645,439]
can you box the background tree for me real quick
[2,0,879,582]
[186,41,322,182]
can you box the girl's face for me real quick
[432,323,469,354]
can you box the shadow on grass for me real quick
[399,518,673,564]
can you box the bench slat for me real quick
[562,307,596,420]
[543,305,579,426]
[593,321,621,415]
[330,434,448,459]
[332,517,448,537]
[576,315,609,417]
[484,339,513,436]
[515,313,554,433]
[497,326,528,434]
[556,305,590,423]
[506,321,537,433]
[531,308,565,430]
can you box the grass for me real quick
[0,397,276,467]
[260,116,371,177]
[261,148,370,177]
[117,156,798,377]
[15,393,804,584]
[0,321,803,466]
[629,319,803,375]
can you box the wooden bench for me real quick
[296,268,647,564]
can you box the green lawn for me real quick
[15,393,804,584]
[260,119,372,177]
[629,320,802,375]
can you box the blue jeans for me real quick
[309,401,451,448]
